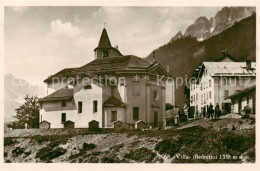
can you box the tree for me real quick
[14,95,40,128]
[166,103,174,111]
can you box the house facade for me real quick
[39,28,175,129]
[225,85,256,114]
[189,53,256,118]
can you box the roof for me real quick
[216,53,237,62]
[44,55,170,83]
[203,62,256,76]
[225,85,256,100]
[95,28,112,49]
[39,86,73,102]
[103,96,126,107]
[78,55,152,73]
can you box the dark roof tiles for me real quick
[39,86,73,102]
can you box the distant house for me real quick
[39,28,175,129]
[225,85,256,114]
[189,51,256,117]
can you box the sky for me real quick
[4,6,222,87]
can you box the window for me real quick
[78,101,82,113]
[153,90,159,101]
[133,107,139,120]
[84,85,92,90]
[224,90,229,98]
[119,78,126,86]
[191,96,193,102]
[102,50,109,57]
[132,81,140,96]
[196,93,198,101]
[93,100,98,113]
[209,80,212,87]
[222,78,227,85]
[61,113,66,123]
[111,111,117,122]
[209,91,212,99]
[61,100,66,107]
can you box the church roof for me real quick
[44,55,169,83]
[78,55,152,73]
[95,28,112,49]
[39,86,73,102]
[103,96,126,107]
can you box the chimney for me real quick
[221,50,227,57]
[167,65,170,73]
[246,59,251,69]
[152,51,156,63]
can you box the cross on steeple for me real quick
[104,22,106,28]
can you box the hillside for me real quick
[147,14,256,106]
[4,117,255,163]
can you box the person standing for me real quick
[215,103,220,120]
[209,103,214,119]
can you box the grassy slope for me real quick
[4,118,255,163]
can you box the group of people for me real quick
[202,103,221,120]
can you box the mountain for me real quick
[147,13,256,106]
[177,7,256,41]
[4,74,46,122]
[184,16,212,41]
[169,31,183,43]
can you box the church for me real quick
[39,28,175,129]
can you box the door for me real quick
[154,111,158,128]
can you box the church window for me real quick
[133,107,139,120]
[102,50,109,57]
[61,113,66,123]
[78,101,82,113]
[93,100,98,113]
[84,85,92,90]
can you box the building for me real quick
[225,85,256,114]
[39,28,175,129]
[189,52,256,118]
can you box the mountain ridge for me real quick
[147,13,256,106]
[169,7,256,42]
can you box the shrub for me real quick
[101,156,115,163]
[12,147,25,157]
[31,135,50,144]
[241,115,249,119]
[24,151,31,158]
[124,147,156,163]
[4,152,8,158]
[155,139,181,157]
[82,143,96,151]
[87,156,99,163]
[110,143,124,152]
[221,133,252,155]
[4,137,16,146]
[36,146,67,161]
